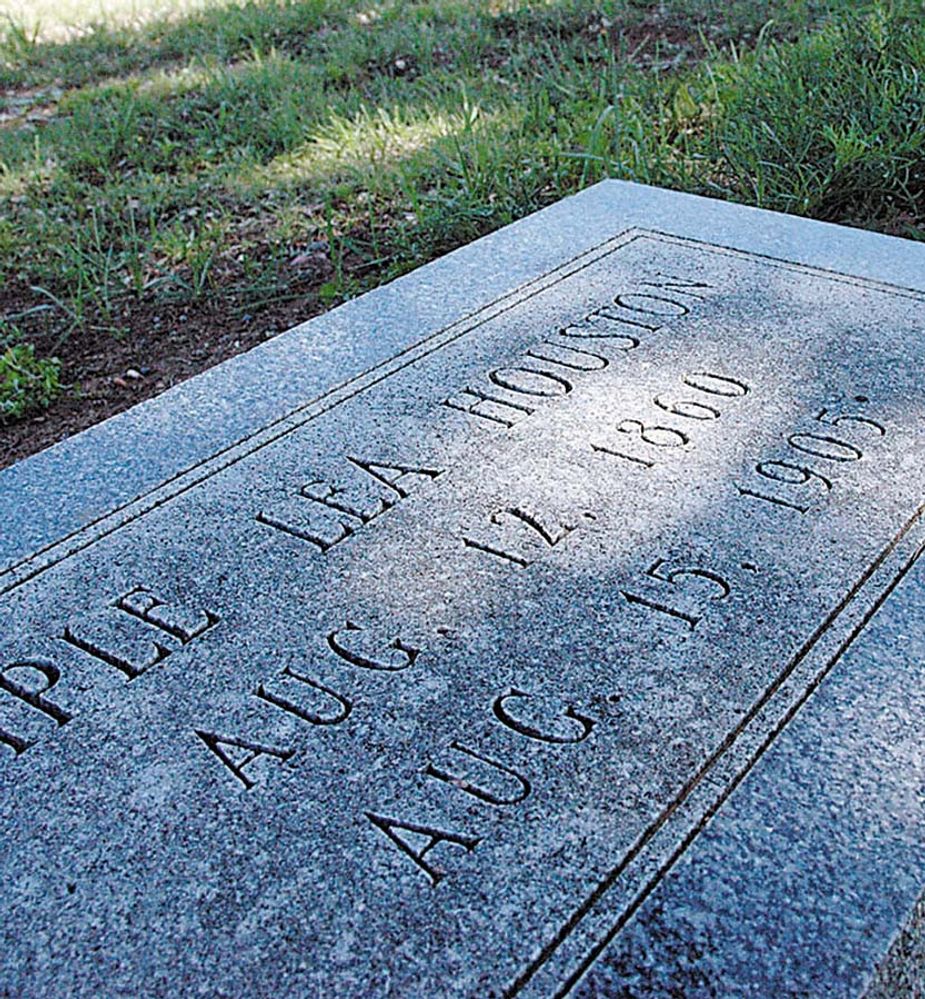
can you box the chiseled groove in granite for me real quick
[562,532,925,999]
[507,502,925,997]
[646,229,925,300]
[0,229,648,594]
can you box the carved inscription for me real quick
[0,660,72,757]
[63,585,218,680]
[364,814,482,887]
[195,604,601,887]
[194,731,294,791]
[463,506,579,569]
[620,558,732,631]
[0,585,218,758]
[197,621,418,788]
[368,688,598,885]
[592,370,749,469]
[258,457,443,553]
[424,741,532,806]
[736,402,886,513]
[444,273,713,430]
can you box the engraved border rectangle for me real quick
[3,230,925,996]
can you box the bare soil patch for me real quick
[0,288,327,469]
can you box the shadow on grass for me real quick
[0,0,856,92]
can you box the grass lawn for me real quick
[0,0,923,462]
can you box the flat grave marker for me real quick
[1,182,925,997]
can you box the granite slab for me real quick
[1,181,925,997]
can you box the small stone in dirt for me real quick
[112,377,128,389]
[290,242,329,268]
[125,369,143,380]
